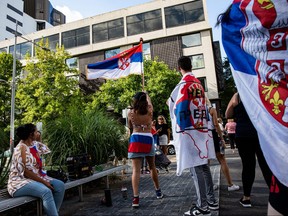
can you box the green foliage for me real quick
[16,42,82,125]
[43,108,128,165]
[88,59,181,118]
[219,57,236,117]
[0,53,22,129]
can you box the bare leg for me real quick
[161,145,168,155]
[216,152,233,186]
[131,158,142,196]
[146,156,160,189]
[268,202,282,216]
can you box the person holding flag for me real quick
[218,0,288,215]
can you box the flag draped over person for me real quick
[168,73,210,176]
[221,0,288,186]
[86,44,143,80]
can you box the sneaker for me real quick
[207,200,219,210]
[156,189,163,199]
[228,184,240,191]
[145,170,150,174]
[132,196,139,208]
[239,198,252,208]
[183,205,211,216]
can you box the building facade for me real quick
[0,0,221,105]
[0,0,65,41]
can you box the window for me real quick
[165,0,204,28]
[62,26,90,49]
[92,18,124,43]
[182,33,201,48]
[190,54,204,69]
[6,15,23,27]
[143,43,151,60]
[127,9,162,36]
[9,42,32,60]
[0,47,7,53]
[66,57,79,69]
[34,34,59,51]
[7,4,23,16]
[105,48,120,59]
[198,77,208,92]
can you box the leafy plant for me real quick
[43,108,128,166]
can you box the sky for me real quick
[49,0,232,57]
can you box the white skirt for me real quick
[159,134,168,145]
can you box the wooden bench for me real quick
[0,164,129,216]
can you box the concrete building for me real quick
[0,0,65,41]
[0,0,222,106]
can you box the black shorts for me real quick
[212,129,220,153]
[269,174,288,215]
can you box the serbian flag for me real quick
[221,0,288,186]
[86,44,143,80]
[168,73,210,176]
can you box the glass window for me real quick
[105,48,120,59]
[143,43,151,60]
[66,57,79,69]
[62,26,90,49]
[165,0,204,28]
[182,33,201,48]
[127,9,162,36]
[198,77,208,92]
[190,54,205,69]
[0,47,7,53]
[93,18,124,43]
[9,42,32,60]
[34,34,59,51]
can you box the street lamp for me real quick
[10,21,18,153]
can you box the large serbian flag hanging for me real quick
[221,0,288,186]
[86,44,143,80]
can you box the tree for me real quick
[87,59,181,118]
[219,57,236,116]
[0,53,22,129]
[16,43,83,125]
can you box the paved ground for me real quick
[3,147,269,216]
[60,156,220,216]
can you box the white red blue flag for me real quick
[86,44,143,80]
[221,0,288,185]
[168,73,211,176]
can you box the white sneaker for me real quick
[228,184,240,191]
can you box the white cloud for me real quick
[55,5,84,23]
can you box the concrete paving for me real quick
[59,148,269,216]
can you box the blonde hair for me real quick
[157,115,167,124]
[217,118,223,124]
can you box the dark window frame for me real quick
[7,3,23,16]
[6,15,23,27]
[181,32,202,48]
[198,77,208,92]
[189,54,205,70]
[62,26,90,49]
[127,9,162,36]
[92,18,124,43]
[164,0,204,28]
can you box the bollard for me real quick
[104,189,112,207]
[121,187,127,199]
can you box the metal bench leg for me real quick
[106,175,109,189]
[78,185,83,202]
[37,199,43,216]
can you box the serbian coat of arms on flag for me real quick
[221,0,288,186]
[86,44,143,80]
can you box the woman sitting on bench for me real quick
[7,123,65,216]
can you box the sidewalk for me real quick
[59,148,269,216]
[219,148,269,216]
[60,156,220,216]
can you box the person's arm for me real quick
[146,93,153,111]
[20,145,54,190]
[225,93,239,119]
[211,108,225,142]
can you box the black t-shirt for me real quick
[156,124,169,136]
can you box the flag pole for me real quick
[139,37,144,92]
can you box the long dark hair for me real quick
[215,4,233,27]
[132,92,148,115]
[16,123,36,140]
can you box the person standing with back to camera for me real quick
[128,92,163,208]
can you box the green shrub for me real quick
[43,108,128,165]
